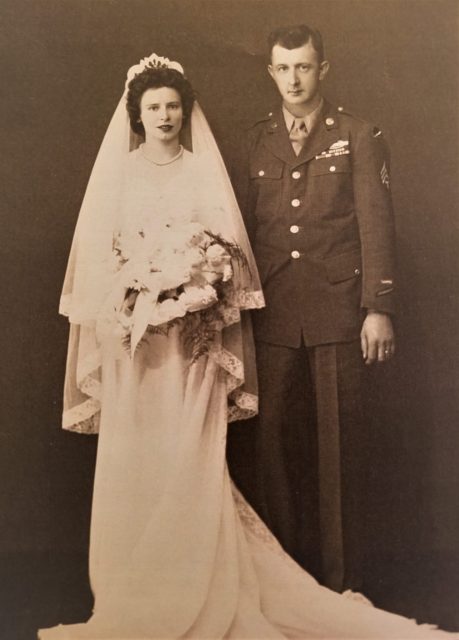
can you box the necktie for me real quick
[289,118,308,155]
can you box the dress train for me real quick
[39,330,455,639]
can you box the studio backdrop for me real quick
[0,0,458,629]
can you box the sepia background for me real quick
[0,0,458,637]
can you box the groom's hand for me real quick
[360,311,395,365]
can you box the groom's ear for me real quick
[319,60,330,81]
[268,65,274,79]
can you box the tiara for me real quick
[125,53,184,89]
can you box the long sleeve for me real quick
[351,124,396,314]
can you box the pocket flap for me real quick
[309,154,351,177]
[250,158,283,180]
[324,249,362,283]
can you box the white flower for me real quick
[157,256,192,291]
[183,222,208,247]
[116,260,152,291]
[179,283,218,313]
[221,264,233,282]
[200,270,222,285]
[205,243,231,266]
[204,244,233,282]
[187,247,206,268]
[149,298,186,326]
[160,223,207,253]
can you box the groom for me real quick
[230,24,396,592]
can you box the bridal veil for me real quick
[59,54,263,435]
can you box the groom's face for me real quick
[268,41,329,111]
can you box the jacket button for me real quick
[354,268,361,275]
[258,170,265,176]
[290,225,299,234]
[325,117,335,126]
[291,198,300,207]
[292,170,301,179]
[329,165,336,172]
[291,250,300,259]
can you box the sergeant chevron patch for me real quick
[380,162,390,189]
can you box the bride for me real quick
[39,54,455,639]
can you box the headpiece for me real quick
[125,54,184,92]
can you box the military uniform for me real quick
[229,99,396,591]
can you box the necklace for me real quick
[140,144,184,165]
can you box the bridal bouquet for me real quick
[108,219,247,359]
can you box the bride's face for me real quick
[139,87,183,143]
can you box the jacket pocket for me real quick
[250,158,284,219]
[249,157,283,180]
[309,154,351,177]
[324,249,362,283]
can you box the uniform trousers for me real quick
[228,338,367,593]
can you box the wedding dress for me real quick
[39,147,455,640]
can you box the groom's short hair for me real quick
[268,24,325,62]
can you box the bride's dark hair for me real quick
[126,66,195,136]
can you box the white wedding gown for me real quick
[40,149,454,640]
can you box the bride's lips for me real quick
[158,125,173,132]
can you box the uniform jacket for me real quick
[232,99,396,348]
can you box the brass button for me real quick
[258,170,265,177]
[291,250,300,259]
[291,198,300,207]
[325,117,335,126]
[329,165,336,172]
[354,268,361,275]
[290,225,299,234]
[292,170,301,179]
[338,106,344,112]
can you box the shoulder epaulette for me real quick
[336,105,354,116]
[335,105,365,123]
[336,105,384,138]
[250,112,274,129]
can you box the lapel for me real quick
[261,106,298,166]
[261,100,341,168]
[294,100,341,166]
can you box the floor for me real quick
[1,549,458,640]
